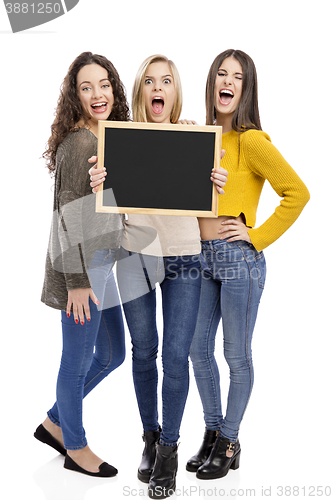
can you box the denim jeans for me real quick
[116,248,202,446]
[47,249,125,450]
[190,239,266,442]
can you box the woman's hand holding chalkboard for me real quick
[88,156,105,193]
[178,119,198,125]
[211,149,227,194]
[177,121,227,194]
[66,287,100,325]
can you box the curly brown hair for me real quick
[43,52,130,176]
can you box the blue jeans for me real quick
[47,249,125,450]
[190,239,266,442]
[116,248,202,446]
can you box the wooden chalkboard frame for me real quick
[96,121,222,217]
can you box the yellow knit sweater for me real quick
[218,129,310,251]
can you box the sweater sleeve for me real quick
[245,131,310,251]
[55,130,97,291]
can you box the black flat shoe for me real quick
[34,424,66,456]
[64,454,118,477]
[196,435,240,480]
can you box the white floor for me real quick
[3,275,333,500]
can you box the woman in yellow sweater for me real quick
[186,49,310,480]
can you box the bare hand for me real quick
[88,156,106,194]
[177,121,227,194]
[218,218,251,243]
[66,288,100,325]
[177,119,198,125]
[211,149,228,194]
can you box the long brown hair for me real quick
[205,49,261,132]
[43,52,130,176]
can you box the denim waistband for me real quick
[200,239,250,250]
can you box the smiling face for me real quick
[76,63,114,133]
[214,57,243,127]
[143,61,176,124]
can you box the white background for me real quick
[0,1,332,499]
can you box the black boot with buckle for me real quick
[196,434,241,480]
[186,429,219,472]
[148,443,178,499]
[138,427,161,483]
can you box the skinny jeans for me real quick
[190,239,266,442]
[47,249,125,450]
[116,247,202,446]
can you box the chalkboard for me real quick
[96,121,222,217]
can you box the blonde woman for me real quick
[90,55,227,498]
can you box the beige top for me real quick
[122,213,201,256]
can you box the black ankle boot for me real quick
[186,429,219,472]
[137,427,161,483]
[148,443,178,499]
[196,435,241,480]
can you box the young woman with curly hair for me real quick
[34,52,130,477]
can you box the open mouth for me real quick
[152,96,164,114]
[91,102,108,113]
[219,89,234,106]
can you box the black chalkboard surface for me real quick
[96,121,222,217]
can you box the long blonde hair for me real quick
[132,54,183,123]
